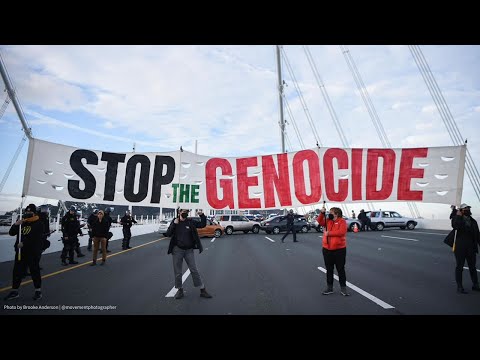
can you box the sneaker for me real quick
[4,291,19,300]
[200,288,212,298]
[33,291,42,301]
[90,262,97,266]
[106,249,111,253]
[322,287,334,295]
[77,253,85,258]
[340,287,350,296]
[457,287,468,294]
[69,260,79,265]
[174,288,184,299]
[126,246,132,249]
[61,260,68,266]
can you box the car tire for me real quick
[252,225,260,234]
[301,225,308,233]
[226,226,233,235]
[273,227,280,235]
[406,221,416,230]
[214,229,222,238]
[376,223,385,231]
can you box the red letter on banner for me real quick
[398,148,428,201]
[293,150,321,204]
[206,158,234,209]
[237,157,261,208]
[366,149,395,200]
[262,154,292,208]
[351,149,363,201]
[324,148,349,202]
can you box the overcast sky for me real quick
[0,45,479,218]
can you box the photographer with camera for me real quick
[166,208,212,299]
[450,203,480,293]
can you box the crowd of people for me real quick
[2,201,479,301]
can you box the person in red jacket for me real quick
[317,206,350,296]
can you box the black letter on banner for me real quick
[101,152,126,201]
[124,155,150,202]
[68,150,98,199]
[151,156,176,203]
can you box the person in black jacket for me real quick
[357,209,371,231]
[60,206,83,266]
[104,207,113,253]
[90,210,110,265]
[281,209,298,243]
[86,209,98,251]
[120,210,137,250]
[166,208,212,299]
[451,203,480,293]
[4,203,44,301]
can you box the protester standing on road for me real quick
[87,209,98,251]
[60,206,82,266]
[120,210,137,250]
[317,206,349,296]
[281,209,298,243]
[90,210,110,266]
[166,209,212,299]
[357,209,370,231]
[451,203,480,294]
[4,203,44,301]
[104,207,113,253]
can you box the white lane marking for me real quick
[463,267,480,273]
[165,269,191,297]
[392,230,448,236]
[317,267,394,309]
[381,235,419,242]
[211,237,216,243]
[265,237,275,242]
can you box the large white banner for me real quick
[23,139,466,209]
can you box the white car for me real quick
[158,220,171,235]
[215,215,261,235]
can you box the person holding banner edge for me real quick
[166,208,212,299]
[450,203,480,294]
[4,203,44,301]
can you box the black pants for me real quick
[12,251,41,289]
[281,225,296,242]
[455,250,478,287]
[322,247,347,287]
[361,219,371,231]
[75,239,83,255]
[122,227,132,249]
[61,237,77,261]
[87,231,93,250]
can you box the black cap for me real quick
[25,203,37,212]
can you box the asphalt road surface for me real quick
[1,228,479,315]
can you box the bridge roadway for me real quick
[1,228,479,315]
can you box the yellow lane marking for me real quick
[0,237,167,293]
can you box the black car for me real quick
[260,215,311,234]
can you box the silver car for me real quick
[365,211,417,231]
